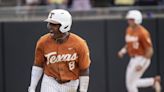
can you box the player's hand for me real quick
[118,47,127,58]
[135,65,142,72]
[118,51,124,58]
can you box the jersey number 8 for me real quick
[68,61,75,70]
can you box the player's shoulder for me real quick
[70,33,87,43]
[37,33,50,44]
[138,25,150,35]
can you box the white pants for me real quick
[126,56,154,92]
[41,74,79,92]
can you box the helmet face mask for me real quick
[45,9,72,33]
[126,10,142,24]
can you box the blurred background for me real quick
[0,0,164,92]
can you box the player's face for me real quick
[48,23,64,39]
[127,19,136,27]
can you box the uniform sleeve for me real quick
[140,30,152,49]
[34,38,45,67]
[78,40,91,70]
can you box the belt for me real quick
[56,79,70,84]
[131,55,143,58]
[131,56,135,58]
[54,77,71,84]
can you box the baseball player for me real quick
[118,10,161,92]
[28,9,91,92]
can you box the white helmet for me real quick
[45,9,72,33]
[126,10,142,24]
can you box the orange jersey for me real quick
[34,33,91,81]
[125,25,152,56]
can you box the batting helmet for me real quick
[126,10,142,24]
[45,9,72,33]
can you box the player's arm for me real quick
[145,47,153,59]
[118,28,129,58]
[143,40,154,59]
[135,46,153,72]
[78,41,91,92]
[28,39,45,92]
[118,45,127,58]
[141,32,154,59]
[28,66,43,92]
[79,69,90,92]
[79,68,90,92]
